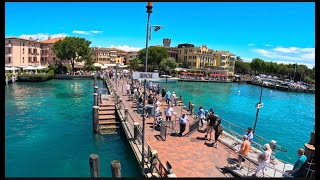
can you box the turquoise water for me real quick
[5,80,141,177]
[160,81,315,163]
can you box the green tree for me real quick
[235,61,251,74]
[53,37,92,72]
[159,57,177,73]
[138,46,168,70]
[250,58,263,74]
[129,58,142,71]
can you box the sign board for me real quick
[256,103,263,109]
[132,72,159,80]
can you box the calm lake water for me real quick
[159,81,315,163]
[5,80,141,177]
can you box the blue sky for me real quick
[5,2,315,68]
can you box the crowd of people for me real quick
[108,68,310,178]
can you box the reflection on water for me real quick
[5,80,141,177]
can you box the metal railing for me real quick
[226,148,293,178]
[219,117,288,156]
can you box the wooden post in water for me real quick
[190,104,195,115]
[94,93,98,106]
[124,108,128,122]
[89,154,100,178]
[111,160,121,178]
[134,122,139,143]
[93,106,99,133]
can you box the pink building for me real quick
[5,37,42,67]
[40,36,65,65]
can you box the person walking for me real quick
[213,119,223,148]
[165,91,171,105]
[197,105,205,129]
[126,83,131,96]
[165,104,174,121]
[171,92,177,106]
[236,135,251,169]
[179,114,189,137]
[245,127,254,143]
[253,144,273,177]
[205,108,217,140]
[161,86,166,99]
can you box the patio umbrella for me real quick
[101,65,108,69]
[35,66,47,74]
[93,63,103,67]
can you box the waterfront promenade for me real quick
[109,78,234,177]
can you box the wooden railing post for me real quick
[150,150,158,174]
[94,93,98,106]
[111,160,121,178]
[124,108,128,122]
[93,106,99,133]
[134,122,139,143]
[89,154,100,178]
[119,98,122,110]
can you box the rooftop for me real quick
[41,37,65,44]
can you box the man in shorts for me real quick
[236,135,251,169]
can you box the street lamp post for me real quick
[141,2,153,175]
[253,83,263,133]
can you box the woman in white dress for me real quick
[253,144,272,177]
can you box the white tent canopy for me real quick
[101,65,108,69]
[23,66,36,70]
[35,66,47,70]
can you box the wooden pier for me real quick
[98,76,298,178]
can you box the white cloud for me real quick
[242,57,253,62]
[248,43,255,46]
[19,33,67,40]
[253,46,315,67]
[91,30,103,34]
[273,60,314,69]
[72,30,103,35]
[110,45,141,52]
[265,44,272,47]
[72,30,90,35]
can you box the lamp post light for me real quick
[253,83,263,134]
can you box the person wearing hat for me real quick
[236,135,251,169]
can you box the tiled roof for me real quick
[5,36,40,42]
[41,37,65,43]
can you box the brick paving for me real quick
[109,78,234,177]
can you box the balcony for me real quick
[5,43,12,47]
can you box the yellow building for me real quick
[177,43,235,76]
[92,47,126,65]
[177,44,217,69]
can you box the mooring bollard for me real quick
[124,108,128,122]
[89,154,100,178]
[94,86,98,94]
[93,106,99,133]
[111,160,121,178]
[190,104,195,115]
[94,93,98,106]
[134,122,139,143]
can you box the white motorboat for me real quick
[151,75,179,83]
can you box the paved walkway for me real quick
[110,78,235,177]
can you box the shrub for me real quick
[5,73,12,77]
[18,70,55,82]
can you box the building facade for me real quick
[40,36,65,65]
[92,47,126,65]
[124,51,138,65]
[5,37,42,67]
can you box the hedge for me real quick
[18,70,55,82]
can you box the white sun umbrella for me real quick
[101,65,108,69]
[93,63,103,67]
[23,66,36,73]
[5,67,11,71]
[35,65,47,74]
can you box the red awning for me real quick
[197,73,204,76]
